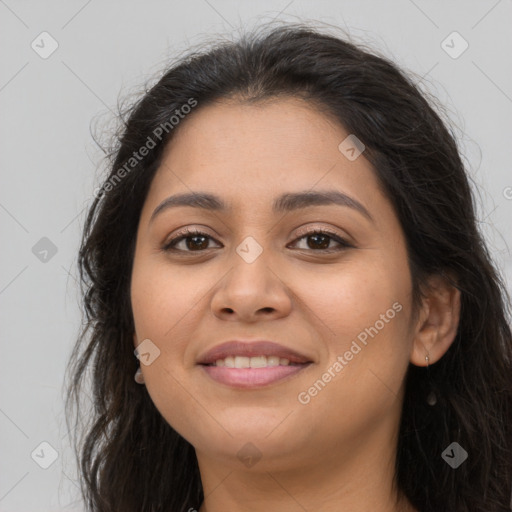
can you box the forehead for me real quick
[147,97,383,210]
[164,97,346,168]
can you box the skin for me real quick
[130,97,460,512]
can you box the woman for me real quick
[65,22,512,512]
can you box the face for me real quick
[130,97,416,472]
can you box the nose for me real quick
[210,251,293,323]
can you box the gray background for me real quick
[1,1,511,510]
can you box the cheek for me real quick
[131,256,205,343]
[130,256,207,440]
[295,253,410,350]
[292,250,412,417]
[130,256,200,394]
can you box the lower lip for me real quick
[200,364,311,388]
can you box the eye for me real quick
[162,228,221,253]
[288,228,353,253]
[162,227,353,254]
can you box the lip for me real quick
[197,340,314,389]
[201,364,311,388]
[196,340,313,365]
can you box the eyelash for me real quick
[162,227,353,254]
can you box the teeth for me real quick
[235,356,250,368]
[249,356,267,368]
[211,355,295,368]
[267,356,280,366]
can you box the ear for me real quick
[410,272,461,366]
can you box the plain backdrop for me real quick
[1,1,511,510]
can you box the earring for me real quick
[134,365,145,385]
[425,354,437,406]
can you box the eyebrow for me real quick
[150,190,374,223]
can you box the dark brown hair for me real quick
[65,21,512,512]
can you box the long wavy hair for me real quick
[64,21,512,512]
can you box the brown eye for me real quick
[290,229,352,253]
[305,233,331,250]
[163,229,221,253]
[182,234,210,251]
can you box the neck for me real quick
[195,424,417,512]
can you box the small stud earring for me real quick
[425,354,437,406]
[134,366,145,385]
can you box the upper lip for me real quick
[197,340,313,365]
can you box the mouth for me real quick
[197,340,314,389]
